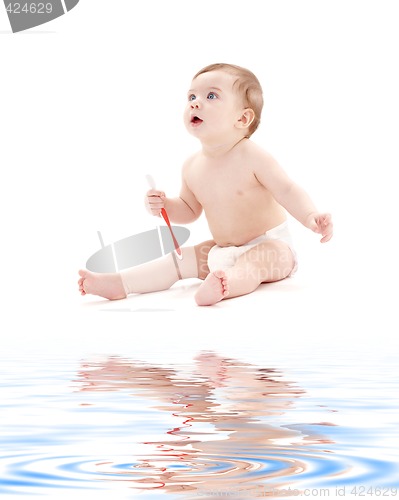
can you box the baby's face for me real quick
[184,71,244,142]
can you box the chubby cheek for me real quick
[183,107,191,126]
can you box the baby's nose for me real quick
[191,100,200,109]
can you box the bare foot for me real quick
[78,270,127,300]
[195,270,229,306]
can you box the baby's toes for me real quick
[214,270,226,280]
[214,271,229,296]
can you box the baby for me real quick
[78,63,333,306]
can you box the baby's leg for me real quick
[195,241,295,306]
[119,246,198,295]
[78,240,215,300]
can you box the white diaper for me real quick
[207,221,298,276]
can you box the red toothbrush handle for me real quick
[161,208,182,256]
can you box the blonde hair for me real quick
[193,63,264,137]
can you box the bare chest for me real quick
[186,157,259,207]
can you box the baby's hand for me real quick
[145,189,166,216]
[307,213,333,243]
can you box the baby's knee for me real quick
[262,242,296,281]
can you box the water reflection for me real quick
[75,352,336,497]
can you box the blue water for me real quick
[1,348,398,499]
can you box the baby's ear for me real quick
[236,108,255,130]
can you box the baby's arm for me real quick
[146,159,203,224]
[276,182,333,242]
[254,151,333,242]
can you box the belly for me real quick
[206,210,287,246]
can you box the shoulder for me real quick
[240,139,278,167]
[242,141,290,190]
[182,151,202,179]
[182,151,201,169]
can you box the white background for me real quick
[1,1,398,356]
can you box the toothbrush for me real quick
[146,175,183,259]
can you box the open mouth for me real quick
[191,116,203,126]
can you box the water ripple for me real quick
[1,441,397,497]
[1,351,398,497]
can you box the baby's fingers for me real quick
[322,213,332,226]
[145,191,165,216]
[320,231,333,243]
[320,217,333,243]
[146,189,164,197]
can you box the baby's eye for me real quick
[207,92,218,100]
[188,94,196,101]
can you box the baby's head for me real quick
[193,63,264,137]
